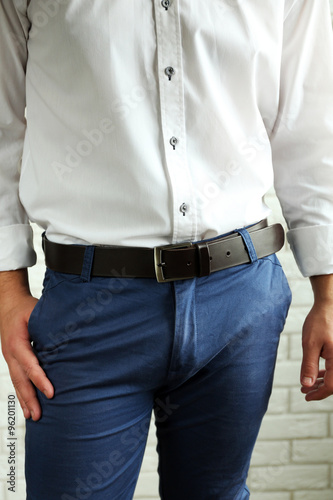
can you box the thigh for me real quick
[155,255,292,500]
[25,270,175,500]
[26,393,152,500]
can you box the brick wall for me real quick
[0,3,332,499]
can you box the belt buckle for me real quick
[154,242,193,283]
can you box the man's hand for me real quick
[0,269,54,421]
[300,274,333,401]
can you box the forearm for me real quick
[0,269,31,317]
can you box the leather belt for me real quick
[42,220,285,283]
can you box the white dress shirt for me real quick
[0,0,333,276]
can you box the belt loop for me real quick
[196,241,211,277]
[236,228,258,264]
[80,245,95,282]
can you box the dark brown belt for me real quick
[42,220,284,283]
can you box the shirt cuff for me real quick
[0,224,37,271]
[287,225,333,277]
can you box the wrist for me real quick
[310,274,333,305]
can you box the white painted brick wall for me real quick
[248,464,329,491]
[251,494,291,500]
[292,439,333,464]
[294,492,333,500]
[1,4,333,499]
[258,414,328,441]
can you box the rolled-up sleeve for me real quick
[0,0,36,271]
[271,0,333,277]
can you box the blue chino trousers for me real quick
[25,229,291,499]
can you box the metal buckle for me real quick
[154,242,193,283]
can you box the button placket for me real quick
[154,0,197,242]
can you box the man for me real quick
[0,1,333,499]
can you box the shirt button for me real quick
[170,136,178,150]
[179,203,188,216]
[161,0,170,10]
[165,66,175,81]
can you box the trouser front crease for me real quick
[25,253,291,500]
